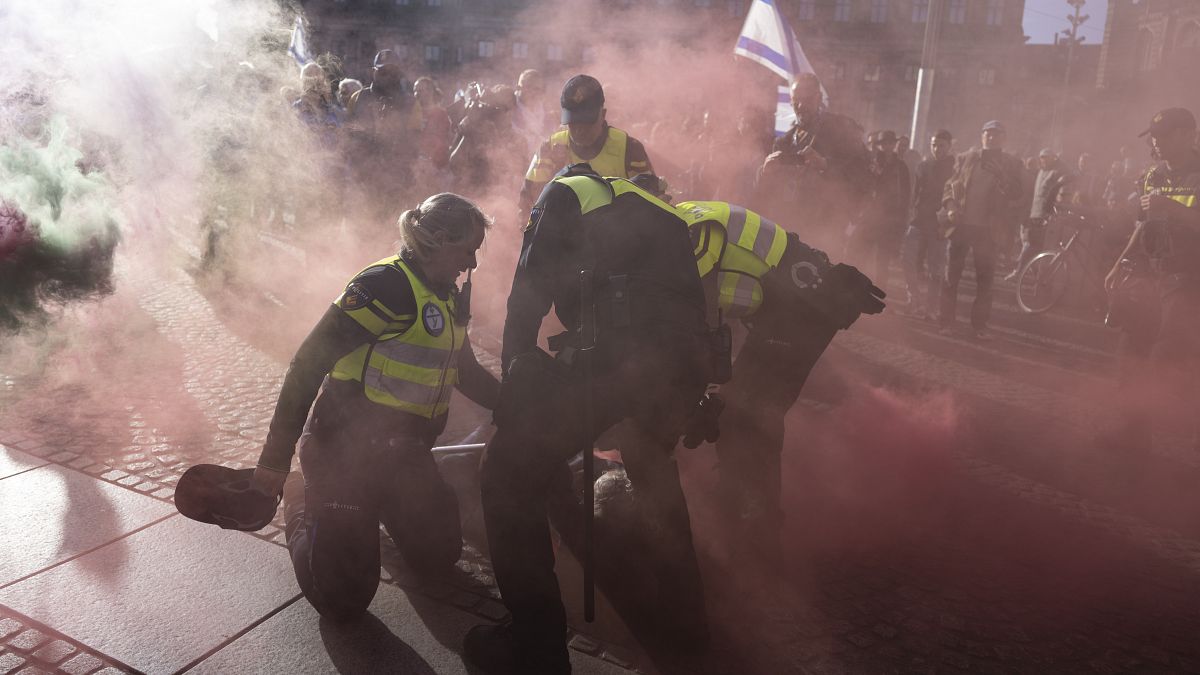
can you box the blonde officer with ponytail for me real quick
[252,193,500,622]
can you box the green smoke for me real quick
[0,117,122,334]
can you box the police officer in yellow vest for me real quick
[518,75,654,213]
[1105,108,1200,453]
[465,165,712,674]
[252,193,500,621]
[624,175,884,561]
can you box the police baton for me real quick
[579,269,597,623]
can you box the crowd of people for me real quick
[181,47,1199,674]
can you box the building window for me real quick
[1177,21,1200,51]
[694,0,712,6]
[870,0,888,23]
[478,41,494,58]
[948,0,966,24]
[426,0,441,5]
[456,46,464,63]
[912,0,928,23]
[863,64,881,82]
[512,41,529,58]
[393,45,408,58]
[797,0,815,20]
[978,68,996,85]
[547,44,563,61]
[727,1,743,18]
[985,0,1004,26]
[424,45,441,61]
[582,46,597,62]
[394,0,408,5]
[832,62,846,80]
[904,65,918,81]
[834,0,851,22]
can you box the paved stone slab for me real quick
[0,465,174,586]
[0,516,297,674]
[0,446,46,480]
[190,581,633,675]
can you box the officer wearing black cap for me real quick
[519,75,654,212]
[1106,108,1200,452]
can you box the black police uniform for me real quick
[475,165,711,673]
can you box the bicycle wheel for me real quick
[1016,251,1070,314]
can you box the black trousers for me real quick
[714,306,838,543]
[287,409,462,621]
[940,225,997,330]
[481,345,706,671]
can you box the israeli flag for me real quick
[775,85,794,138]
[288,17,312,67]
[735,0,828,135]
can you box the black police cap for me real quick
[560,74,604,124]
[175,464,280,532]
[1139,108,1197,138]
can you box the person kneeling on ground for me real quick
[253,192,500,621]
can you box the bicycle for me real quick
[1015,208,1110,314]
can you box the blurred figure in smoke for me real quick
[449,84,524,191]
[335,78,362,122]
[1105,108,1200,453]
[252,193,499,621]
[939,120,1024,340]
[1074,151,1103,211]
[293,62,338,140]
[519,75,654,213]
[850,129,911,290]
[513,69,552,156]
[348,50,420,225]
[902,129,956,319]
[413,76,452,172]
[1005,147,1070,281]
[755,73,869,253]
[466,165,711,673]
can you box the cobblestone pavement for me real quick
[7,237,1200,673]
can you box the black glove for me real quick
[802,263,886,330]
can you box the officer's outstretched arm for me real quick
[456,331,501,411]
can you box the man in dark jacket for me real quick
[903,130,956,318]
[1006,148,1070,280]
[940,120,1024,339]
[755,73,870,252]
[849,130,910,287]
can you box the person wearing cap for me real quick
[903,130,956,318]
[518,75,654,212]
[347,50,422,220]
[250,193,500,622]
[464,164,713,673]
[1005,147,1071,281]
[851,129,911,288]
[756,73,870,253]
[1105,108,1200,453]
[939,120,1024,339]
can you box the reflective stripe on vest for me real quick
[1144,173,1199,208]
[526,127,632,183]
[676,201,788,318]
[555,173,677,217]
[329,257,464,418]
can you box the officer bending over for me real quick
[252,193,500,621]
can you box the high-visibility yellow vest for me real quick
[676,201,789,318]
[330,256,465,418]
[525,127,632,183]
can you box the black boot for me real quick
[464,623,571,674]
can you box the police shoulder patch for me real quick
[339,282,372,310]
[422,302,446,337]
[524,206,544,233]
